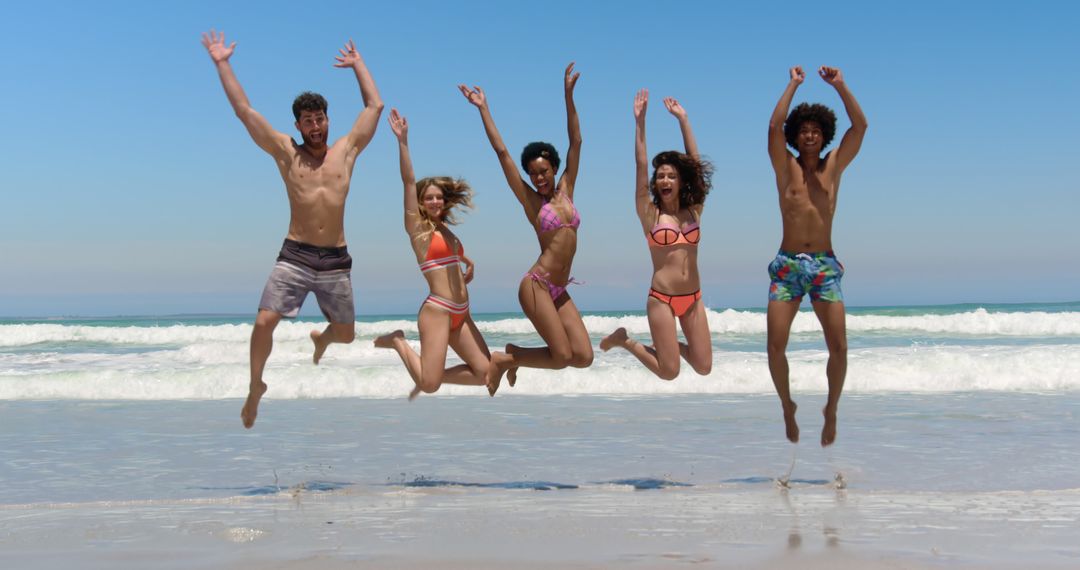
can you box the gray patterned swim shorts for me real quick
[258,240,355,323]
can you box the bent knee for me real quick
[658,365,680,381]
[691,362,712,376]
[335,329,356,344]
[549,347,574,369]
[570,347,594,368]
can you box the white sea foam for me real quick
[2,309,1078,400]
[1,341,1077,400]
[2,308,1077,349]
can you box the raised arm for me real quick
[201,30,289,157]
[560,62,583,198]
[768,66,804,176]
[388,109,421,236]
[663,97,699,159]
[458,85,533,207]
[333,39,384,157]
[819,66,868,173]
[634,89,653,227]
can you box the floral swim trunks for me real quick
[767,250,844,303]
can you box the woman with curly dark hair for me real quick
[601,90,714,381]
[374,109,491,400]
[459,63,592,395]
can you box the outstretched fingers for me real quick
[388,108,408,139]
[634,88,649,119]
[458,84,485,107]
[333,39,359,67]
[200,29,235,61]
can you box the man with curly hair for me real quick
[766,66,868,447]
[201,30,383,429]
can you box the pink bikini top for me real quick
[536,194,581,234]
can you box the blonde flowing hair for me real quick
[412,176,475,242]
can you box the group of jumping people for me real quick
[202,31,867,447]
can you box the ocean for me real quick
[1,303,1078,568]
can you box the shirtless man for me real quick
[201,30,383,428]
[766,66,867,446]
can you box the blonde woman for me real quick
[375,110,491,399]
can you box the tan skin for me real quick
[600,91,712,380]
[373,110,491,400]
[202,30,383,428]
[459,62,593,396]
[767,65,867,446]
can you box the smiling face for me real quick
[796,121,823,155]
[526,157,556,196]
[653,164,682,208]
[420,184,446,221]
[295,110,329,149]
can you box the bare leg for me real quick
[601,297,682,380]
[812,301,847,447]
[375,305,453,399]
[243,309,281,429]
[311,322,355,365]
[677,299,713,376]
[486,278,576,394]
[374,330,423,396]
[379,306,492,399]
[767,300,802,443]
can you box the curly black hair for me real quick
[650,151,714,209]
[292,92,328,120]
[520,142,561,173]
[784,102,837,151]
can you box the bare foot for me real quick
[505,344,520,387]
[408,385,422,401]
[783,401,799,443]
[821,406,838,447]
[600,327,628,351]
[241,381,268,429]
[485,351,513,396]
[374,330,405,349]
[310,330,328,365]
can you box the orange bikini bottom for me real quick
[648,289,702,318]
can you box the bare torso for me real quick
[413,227,469,304]
[277,140,358,248]
[777,152,840,252]
[647,208,700,294]
[529,191,578,284]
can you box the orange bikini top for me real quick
[419,231,464,273]
[647,208,700,247]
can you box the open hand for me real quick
[200,29,235,63]
[634,89,648,121]
[388,109,408,141]
[333,39,361,68]
[663,97,687,120]
[458,85,487,108]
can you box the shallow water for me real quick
[2,393,1078,506]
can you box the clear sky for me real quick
[2,0,1077,316]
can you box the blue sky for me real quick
[1,0,1077,316]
